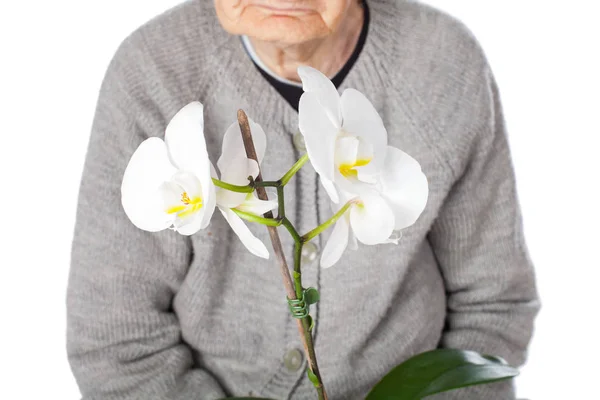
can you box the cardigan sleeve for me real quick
[427,66,540,399]
[66,38,226,400]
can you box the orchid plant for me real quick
[121,67,519,400]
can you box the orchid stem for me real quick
[277,186,285,219]
[285,214,327,400]
[282,217,301,243]
[211,178,254,193]
[213,153,307,194]
[236,109,328,400]
[290,222,327,400]
[231,209,282,227]
[281,153,309,186]
[254,180,280,188]
[301,200,357,243]
[254,153,308,189]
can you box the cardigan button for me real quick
[301,242,319,265]
[283,348,303,372]
[293,131,306,152]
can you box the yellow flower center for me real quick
[339,158,372,178]
[166,191,203,218]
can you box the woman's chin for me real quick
[259,19,329,43]
[228,12,330,44]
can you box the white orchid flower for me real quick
[320,148,428,268]
[214,120,278,259]
[121,102,216,235]
[297,66,429,268]
[121,102,276,259]
[298,66,388,202]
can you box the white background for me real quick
[0,1,598,399]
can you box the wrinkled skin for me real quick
[214,0,353,44]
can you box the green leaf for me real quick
[366,349,519,400]
[306,315,315,331]
[304,287,320,305]
[307,368,320,387]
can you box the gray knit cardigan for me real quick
[67,1,540,399]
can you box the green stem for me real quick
[235,110,327,400]
[281,217,301,243]
[278,206,327,399]
[281,153,309,186]
[253,180,280,188]
[225,153,307,192]
[277,186,285,219]
[301,200,356,243]
[293,238,304,298]
[231,209,282,227]
[211,178,254,193]
[289,222,327,400]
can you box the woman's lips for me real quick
[254,4,314,16]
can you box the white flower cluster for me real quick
[121,67,428,268]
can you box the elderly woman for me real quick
[67,1,539,399]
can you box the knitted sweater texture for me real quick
[67,1,540,399]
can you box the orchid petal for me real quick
[218,119,267,173]
[381,146,429,230]
[165,102,207,176]
[333,168,374,197]
[332,135,377,194]
[236,192,278,215]
[297,66,342,127]
[332,188,359,251]
[350,192,395,245]
[164,102,215,229]
[219,207,270,259]
[354,138,378,184]
[174,213,204,235]
[299,91,338,183]
[355,137,374,162]
[170,170,203,199]
[159,181,185,211]
[159,172,206,235]
[348,229,359,250]
[247,158,260,179]
[334,136,359,167]
[320,177,339,203]
[217,158,259,208]
[320,216,350,268]
[121,138,178,232]
[199,180,216,229]
[297,66,342,184]
[248,119,267,164]
[340,89,387,176]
